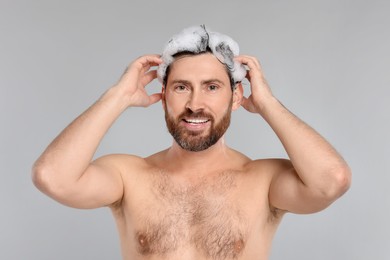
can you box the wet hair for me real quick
[163,48,236,90]
[158,25,246,89]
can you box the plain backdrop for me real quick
[1,0,389,259]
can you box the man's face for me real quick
[163,53,237,152]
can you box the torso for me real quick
[109,150,286,260]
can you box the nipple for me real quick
[138,234,147,246]
[233,239,245,254]
[137,233,151,254]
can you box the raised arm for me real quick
[235,55,351,214]
[32,55,162,209]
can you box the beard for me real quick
[164,100,232,152]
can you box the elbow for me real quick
[31,161,86,208]
[334,163,352,196]
[31,160,65,196]
[323,163,352,201]
[31,160,52,193]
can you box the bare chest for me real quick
[131,170,251,259]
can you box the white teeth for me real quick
[185,118,208,124]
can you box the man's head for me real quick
[164,49,237,89]
[157,25,246,89]
[159,25,245,152]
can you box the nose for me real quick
[186,89,205,112]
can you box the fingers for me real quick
[137,54,163,70]
[234,55,263,80]
[123,54,162,76]
[137,56,162,87]
[120,55,161,85]
[142,70,158,85]
[235,55,266,83]
[235,55,262,70]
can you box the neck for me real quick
[165,137,231,174]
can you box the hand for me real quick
[234,55,274,114]
[115,54,163,107]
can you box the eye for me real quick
[174,85,189,93]
[207,84,219,92]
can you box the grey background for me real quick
[1,0,389,259]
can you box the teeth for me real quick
[185,118,208,124]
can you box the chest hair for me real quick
[135,170,248,259]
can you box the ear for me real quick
[161,86,166,110]
[232,83,243,111]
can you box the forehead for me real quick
[167,53,230,83]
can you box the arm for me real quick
[32,55,162,209]
[235,55,351,214]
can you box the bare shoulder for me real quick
[237,150,291,173]
[94,153,144,165]
[93,153,153,176]
[222,149,293,185]
[246,158,292,173]
[217,148,293,176]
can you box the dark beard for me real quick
[164,100,232,152]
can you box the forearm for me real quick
[260,96,350,195]
[33,86,128,185]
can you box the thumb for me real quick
[147,93,162,106]
[240,96,250,110]
[240,95,258,113]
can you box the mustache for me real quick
[178,109,214,121]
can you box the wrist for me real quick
[257,95,284,120]
[98,86,132,112]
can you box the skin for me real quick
[32,53,351,260]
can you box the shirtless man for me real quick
[32,25,351,259]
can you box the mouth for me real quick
[183,118,210,124]
[181,117,211,131]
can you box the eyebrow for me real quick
[170,79,226,86]
[170,79,192,86]
[201,79,225,86]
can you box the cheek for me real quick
[164,96,185,115]
[165,104,175,116]
[213,97,233,113]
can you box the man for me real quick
[32,25,351,260]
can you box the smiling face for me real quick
[163,53,241,152]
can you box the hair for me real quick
[163,49,236,90]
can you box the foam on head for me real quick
[157,25,247,85]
